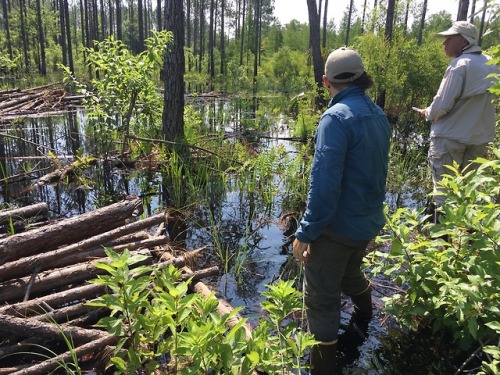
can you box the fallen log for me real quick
[0,313,110,343]
[0,233,170,282]
[0,283,107,317]
[0,202,48,224]
[161,251,253,341]
[0,249,153,302]
[8,334,117,375]
[0,196,143,265]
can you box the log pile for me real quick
[0,84,83,122]
[0,196,249,374]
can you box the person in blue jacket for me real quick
[293,47,391,375]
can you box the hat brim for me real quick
[436,30,459,37]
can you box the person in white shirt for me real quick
[420,21,499,221]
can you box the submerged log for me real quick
[0,203,49,224]
[0,197,143,265]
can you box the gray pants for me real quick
[428,137,487,206]
[304,231,370,343]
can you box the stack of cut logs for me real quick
[0,85,83,122]
[0,196,251,374]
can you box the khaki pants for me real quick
[304,231,370,342]
[428,137,487,206]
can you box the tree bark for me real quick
[0,249,152,302]
[0,235,169,282]
[322,0,328,48]
[7,334,117,375]
[0,313,111,343]
[35,0,46,75]
[345,0,354,45]
[478,0,487,45]
[306,0,324,109]
[470,0,476,21]
[417,0,428,46]
[0,283,107,316]
[0,202,48,224]
[0,197,143,265]
[457,0,469,20]
[116,0,123,39]
[162,0,186,143]
[19,0,30,71]
[220,0,225,75]
[1,0,13,59]
[63,0,75,75]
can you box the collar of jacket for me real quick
[328,86,364,107]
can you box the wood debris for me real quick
[0,196,249,374]
[0,84,83,123]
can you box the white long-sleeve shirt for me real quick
[426,51,499,145]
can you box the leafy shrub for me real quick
[88,248,316,374]
[369,148,500,373]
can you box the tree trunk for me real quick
[253,0,261,94]
[385,0,396,42]
[0,249,152,302]
[361,0,367,33]
[19,0,30,71]
[403,0,410,36]
[7,238,167,283]
[0,197,143,265]
[64,0,75,75]
[1,0,13,59]
[239,0,246,66]
[100,0,106,38]
[220,0,225,75]
[345,0,354,45]
[138,0,145,50]
[199,0,205,73]
[457,0,469,20]
[162,0,186,143]
[116,0,122,39]
[0,202,48,224]
[322,0,328,48]
[0,313,111,343]
[306,0,324,108]
[469,0,476,22]
[59,0,68,66]
[417,0,428,46]
[0,283,107,315]
[209,0,215,88]
[3,334,117,375]
[35,0,46,75]
[478,0,487,45]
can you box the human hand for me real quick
[412,107,427,118]
[293,238,310,262]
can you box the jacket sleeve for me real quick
[426,62,465,122]
[294,113,348,243]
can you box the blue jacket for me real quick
[294,86,391,243]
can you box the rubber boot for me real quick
[310,341,338,375]
[350,284,372,333]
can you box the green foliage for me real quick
[369,148,500,371]
[488,45,500,99]
[88,248,316,374]
[261,46,307,93]
[61,30,173,156]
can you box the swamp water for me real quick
[0,97,469,374]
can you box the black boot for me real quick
[349,285,372,334]
[310,341,338,375]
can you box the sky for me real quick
[274,0,459,25]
